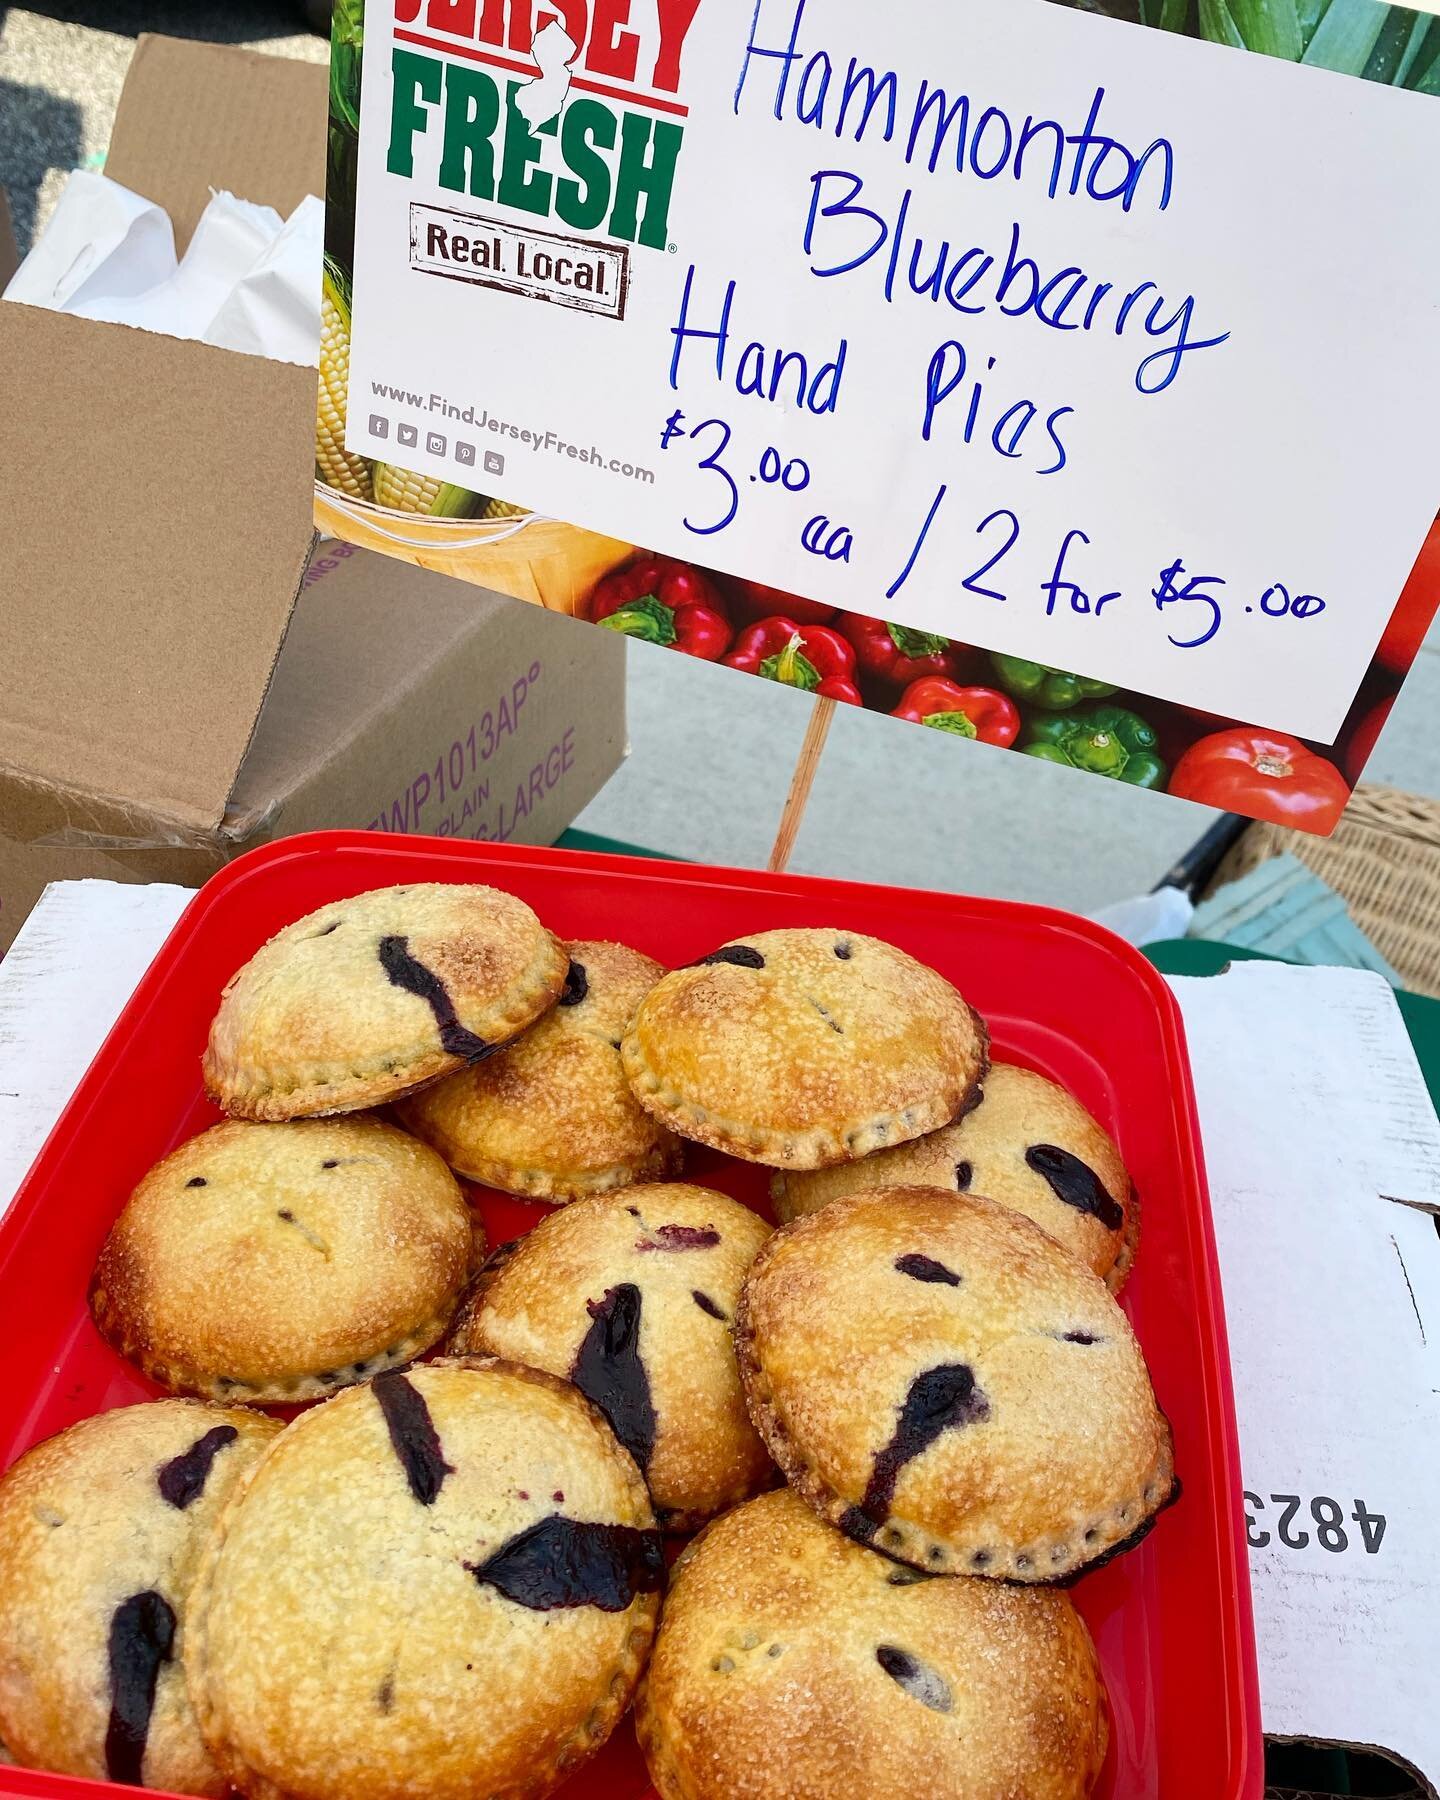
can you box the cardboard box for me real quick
[0,188,18,291]
[0,38,626,955]
[0,535,626,954]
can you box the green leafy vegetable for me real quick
[1303,0,1387,72]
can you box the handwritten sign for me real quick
[342,0,1440,748]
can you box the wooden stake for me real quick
[768,696,837,873]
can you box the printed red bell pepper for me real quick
[717,575,838,627]
[891,678,1020,747]
[1377,514,1440,673]
[1345,697,1394,786]
[587,556,733,660]
[840,616,960,687]
[1168,729,1350,832]
[723,617,862,704]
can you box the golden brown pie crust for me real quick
[185,1359,661,1800]
[622,929,988,1169]
[636,1488,1109,1800]
[398,939,683,1201]
[203,883,568,1120]
[449,1185,774,1529]
[736,1188,1175,1582]
[772,1064,1136,1289]
[89,1118,479,1403]
[0,1401,281,1793]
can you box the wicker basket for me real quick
[1206,786,1440,999]
[1267,1791,1430,1800]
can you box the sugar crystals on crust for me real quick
[736,1187,1175,1581]
[203,882,569,1120]
[636,1488,1109,1800]
[622,929,988,1169]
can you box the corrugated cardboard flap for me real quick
[0,35,327,844]
[0,304,316,842]
[106,35,326,252]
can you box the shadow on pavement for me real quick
[0,77,81,253]
[0,2,321,40]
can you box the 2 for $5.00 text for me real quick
[659,410,1329,655]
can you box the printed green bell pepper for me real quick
[990,653,1118,711]
[1021,705,1168,789]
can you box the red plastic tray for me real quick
[0,832,1261,1800]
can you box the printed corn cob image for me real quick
[317,259,372,502]
[370,464,487,518]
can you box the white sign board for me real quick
[347,0,1440,741]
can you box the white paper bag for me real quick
[3,172,322,368]
[3,170,174,310]
[69,191,283,338]
[203,194,324,367]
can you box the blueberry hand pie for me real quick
[398,939,684,1201]
[203,882,568,1119]
[737,1187,1175,1581]
[186,1359,661,1800]
[622,929,988,1168]
[773,1063,1136,1288]
[450,1184,773,1529]
[0,1401,280,1793]
[636,1488,1109,1800]
[90,1118,478,1403]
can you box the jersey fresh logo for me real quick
[387,0,700,253]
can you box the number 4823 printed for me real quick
[1244,1491,1386,1557]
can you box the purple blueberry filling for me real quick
[953,1162,972,1191]
[636,1223,720,1253]
[468,1515,664,1612]
[559,961,588,1007]
[156,1425,238,1510]
[1025,1144,1124,1231]
[893,1254,960,1287]
[373,1372,454,1506]
[693,945,765,970]
[377,935,491,1062]
[875,1645,952,1713]
[571,1284,656,1473]
[846,1364,990,1540]
[692,1289,727,1320]
[105,1590,175,1784]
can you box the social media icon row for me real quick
[367,416,504,479]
